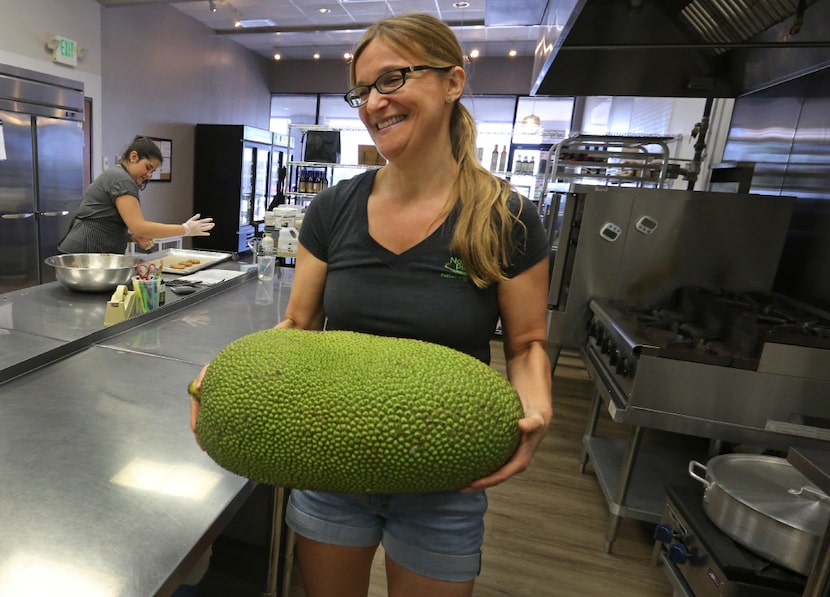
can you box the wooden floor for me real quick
[286,342,673,596]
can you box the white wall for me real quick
[100,4,273,229]
[0,0,104,179]
[1,0,275,235]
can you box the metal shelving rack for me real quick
[285,124,382,208]
[541,134,673,192]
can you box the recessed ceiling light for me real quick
[319,8,331,13]
[273,53,282,60]
[454,2,470,7]
[469,49,480,58]
[313,52,320,60]
[343,52,352,60]
[508,49,517,57]
[237,18,275,28]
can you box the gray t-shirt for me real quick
[59,165,140,253]
[299,169,549,364]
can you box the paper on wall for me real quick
[0,120,6,161]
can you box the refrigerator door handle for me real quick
[38,210,71,217]
[1,213,35,219]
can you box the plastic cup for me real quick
[257,255,276,281]
[132,276,161,312]
[255,280,274,305]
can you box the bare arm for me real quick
[275,243,327,331]
[466,256,552,490]
[115,194,189,239]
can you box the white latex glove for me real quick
[182,214,215,237]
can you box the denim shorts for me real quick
[285,489,488,582]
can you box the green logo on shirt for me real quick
[442,257,469,279]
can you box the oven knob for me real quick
[667,543,688,564]
[616,357,631,376]
[653,523,674,543]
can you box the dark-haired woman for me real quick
[59,136,214,253]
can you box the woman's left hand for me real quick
[462,409,549,491]
[188,365,209,450]
[135,235,155,250]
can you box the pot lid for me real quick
[706,454,830,535]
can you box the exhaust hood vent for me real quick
[679,0,817,53]
[531,0,830,98]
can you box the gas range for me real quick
[654,482,807,597]
[582,286,830,449]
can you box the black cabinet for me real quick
[193,124,288,254]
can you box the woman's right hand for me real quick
[182,214,215,237]
[188,364,209,449]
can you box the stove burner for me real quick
[617,287,830,367]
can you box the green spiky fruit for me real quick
[195,328,523,493]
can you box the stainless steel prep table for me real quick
[0,262,292,596]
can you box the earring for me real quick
[446,95,453,103]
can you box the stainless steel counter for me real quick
[0,262,292,596]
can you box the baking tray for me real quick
[157,249,232,275]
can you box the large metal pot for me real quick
[45,253,145,292]
[689,453,830,576]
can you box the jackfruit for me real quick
[194,328,523,493]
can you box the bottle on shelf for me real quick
[277,221,299,258]
[498,146,508,173]
[489,144,499,172]
[261,231,275,255]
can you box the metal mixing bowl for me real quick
[45,253,146,292]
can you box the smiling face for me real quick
[353,38,464,165]
[124,151,160,186]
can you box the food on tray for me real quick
[167,258,204,270]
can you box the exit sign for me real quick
[51,36,78,67]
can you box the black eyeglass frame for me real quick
[343,65,455,108]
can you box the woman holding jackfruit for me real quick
[190,12,552,597]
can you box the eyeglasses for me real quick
[343,65,454,108]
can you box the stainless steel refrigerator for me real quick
[0,64,84,293]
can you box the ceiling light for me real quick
[343,52,352,61]
[313,52,320,60]
[454,1,470,7]
[273,53,282,60]
[237,18,276,28]
[469,49,480,58]
[508,49,517,57]
[232,11,241,27]
[521,113,541,133]
[319,8,331,13]
[208,0,216,12]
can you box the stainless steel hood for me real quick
[529,0,830,98]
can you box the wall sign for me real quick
[148,137,172,182]
[50,36,78,67]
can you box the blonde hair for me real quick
[350,13,522,288]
